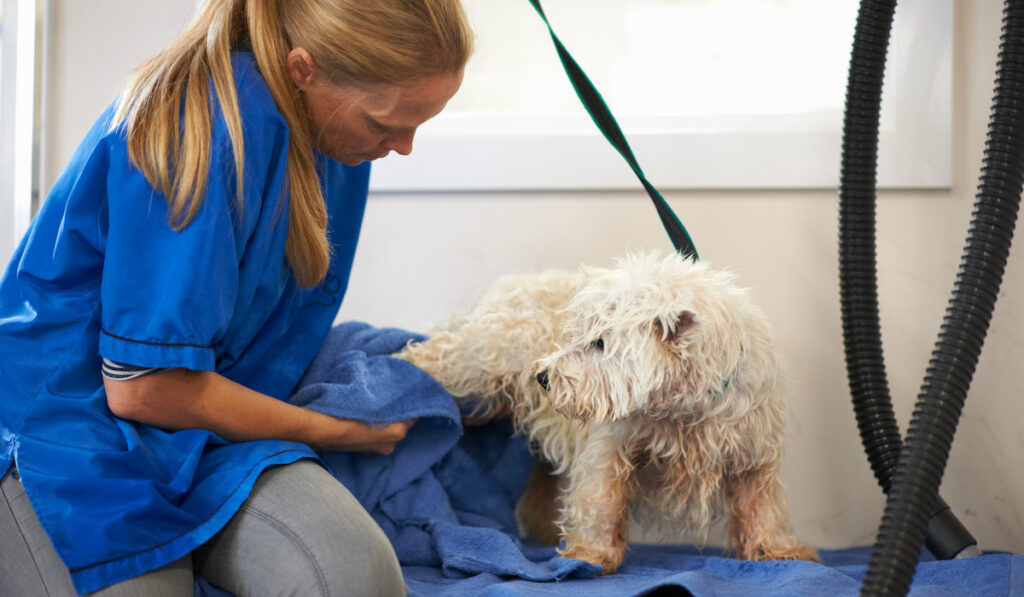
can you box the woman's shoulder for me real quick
[213,51,291,199]
[227,51,288,136]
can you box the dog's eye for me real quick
[591,338,605,351]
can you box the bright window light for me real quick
[369,0,951,192]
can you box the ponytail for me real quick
[114,0,472,288]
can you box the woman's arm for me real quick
[105,369,412,454]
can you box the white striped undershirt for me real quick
[101,358,167,381]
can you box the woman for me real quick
[0,0,471,594]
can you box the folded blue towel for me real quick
[195,322,1023,596]
[287,321,598,579]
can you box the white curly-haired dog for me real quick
[397,251,817,573]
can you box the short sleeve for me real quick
[98,102,289,371]
[98,138,242,371]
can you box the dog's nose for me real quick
[536,370,550,391]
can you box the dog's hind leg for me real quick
[516,459,563,546]
[725,463,819,562]
[396,331,514,422]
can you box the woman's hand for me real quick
[319,419,416,454]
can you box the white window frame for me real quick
[0,0,46,262]
[369,0,951,193]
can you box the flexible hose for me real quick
[839,0,904,495]
[840,0,980,561]
[859,1,1024,593]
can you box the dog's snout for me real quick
[536,370,550,391]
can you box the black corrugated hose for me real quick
[839,0,903,499]
[840,1,977,560]
[840,0,1024,595]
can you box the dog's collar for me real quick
[709,378,731,402]
[710,347,743,401]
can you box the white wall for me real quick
[44,0,1022,553]
[43,1,194,189]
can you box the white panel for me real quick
[370,0,952,192]
[0,0,42,263]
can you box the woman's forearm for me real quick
[104,369,411,453]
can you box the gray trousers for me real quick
[0,459,408,596]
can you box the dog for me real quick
[397,251,817,573]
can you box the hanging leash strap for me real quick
[528,0,699,261]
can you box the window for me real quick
[368,0,951,192]
[0,0,44,260]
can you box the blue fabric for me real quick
[194,321,1023,597]
[0,52,370,594]
[401,545,1023,596]
[287,322,595,580]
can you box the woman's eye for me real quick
[591,338,604,351]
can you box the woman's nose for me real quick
[385,130,415,156]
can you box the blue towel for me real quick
[402,545,1023,596]
[287,321,597,580]
[195,322,1023,596]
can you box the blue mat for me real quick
[402,545,1023,596]
[195,322,1023,596]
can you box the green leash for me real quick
[528,0,699,261]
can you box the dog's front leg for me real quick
[557,428,634,574]
[725,463,819,562]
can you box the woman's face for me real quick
[288,49,464,166]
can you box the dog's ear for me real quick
[656,310,697,343]
[676,310,696,333]
[672,310,697,339]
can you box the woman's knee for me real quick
[320,508,406,596]
[195,460,407,596]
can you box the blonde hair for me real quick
[113,0,473,287]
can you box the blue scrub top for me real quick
[0,53,370,594]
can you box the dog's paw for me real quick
[559,544,625,575]
[777,543,820,562]
[741,541,820,563]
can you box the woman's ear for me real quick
[286,47,317,91]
